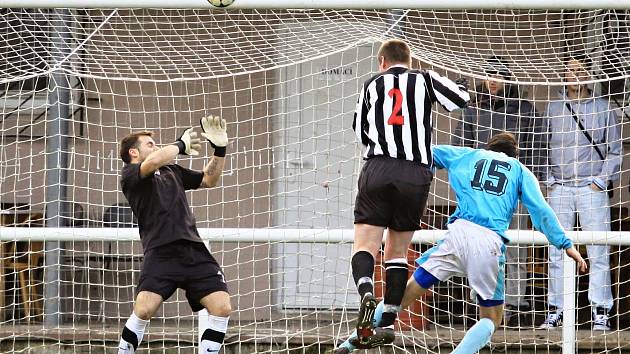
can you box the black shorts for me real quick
[354,156,433,231]
[137,240,228,312]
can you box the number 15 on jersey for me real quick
[471,159,511,196]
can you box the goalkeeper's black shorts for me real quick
[136,239,228,312]
[354,156,432,232]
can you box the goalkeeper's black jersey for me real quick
[121,163,204,253]
[352,65,470,166]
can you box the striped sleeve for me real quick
[352,81,370,146]
[424,70,470,112]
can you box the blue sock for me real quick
[452,318,495,354]
[339,301,385,351]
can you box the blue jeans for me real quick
[547,185,613,312]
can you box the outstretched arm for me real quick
[140,128,200,178]
[520,167,570,249]
[520,167,587,272]
[200,156,225,188]
[424,70,471,112]
[199,115,229,188]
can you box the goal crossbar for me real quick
[3,0,630,9]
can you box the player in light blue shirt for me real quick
[330,132,586,354]
[434,139,570,249]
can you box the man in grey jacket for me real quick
[539,53,622,331]
[452,56,544,326]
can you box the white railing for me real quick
[2,227,629,245]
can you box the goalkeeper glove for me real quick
[174,127,201,156]
[200,115,228,157]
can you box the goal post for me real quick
[1,6,629,354]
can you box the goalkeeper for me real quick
[116,116,231,354]
[331,133,587,354]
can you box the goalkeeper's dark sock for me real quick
[200,314,229,353]
[118,312,148,354]
[352,250,375,298]
[380,258,408,327]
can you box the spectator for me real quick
[452,56,544,325]
[539,52,622,331]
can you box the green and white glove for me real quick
[200,115,228,157]
[174,127,201,156]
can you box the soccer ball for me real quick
[209,0,234,7]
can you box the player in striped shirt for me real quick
[350,39,470,347]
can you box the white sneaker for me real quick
[538,312,562,329]
[593,313,611,331]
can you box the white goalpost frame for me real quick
[1,5,628,354]
[563,255,577,354]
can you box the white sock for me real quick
[200,314,229,354]
[118,312,149,354]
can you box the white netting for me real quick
[0,8,629,354]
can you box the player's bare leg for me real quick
[118,291,163,354]
[198,291,231,354]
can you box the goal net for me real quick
[0,7,628,354]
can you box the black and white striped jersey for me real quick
[352,65,470,166]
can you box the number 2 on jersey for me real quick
[387,88,404,126]
[470,159,511,196]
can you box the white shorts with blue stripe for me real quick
[415,219,506,305]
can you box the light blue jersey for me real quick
[433,145,572,250]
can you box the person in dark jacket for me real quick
[452,56,545,326]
